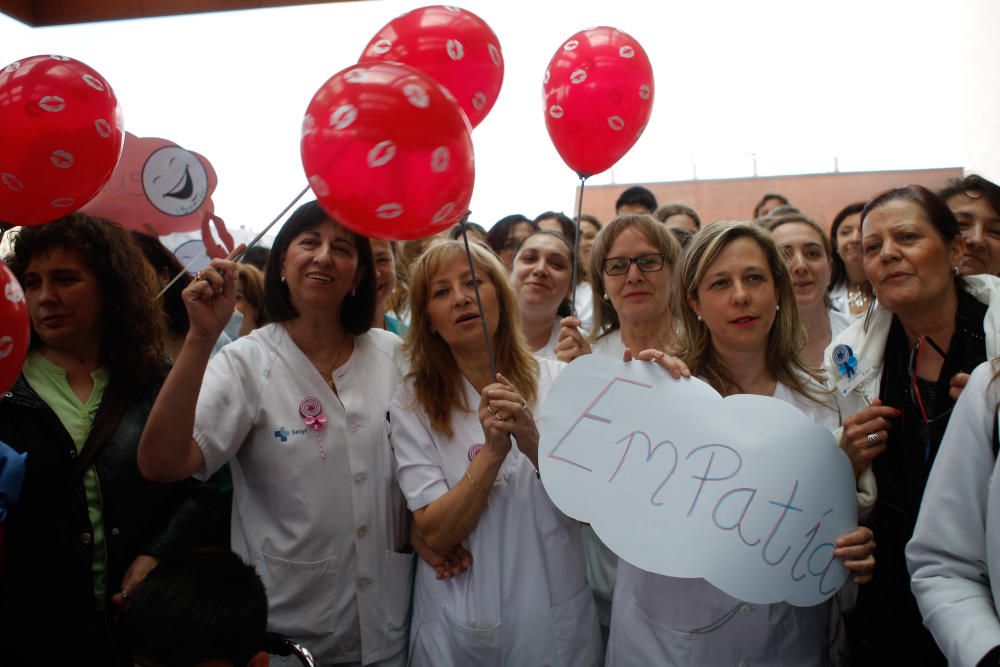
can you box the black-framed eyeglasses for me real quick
[602,252,666,276]
[907,335,959,427]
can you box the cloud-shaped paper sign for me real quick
[539,354,856,607]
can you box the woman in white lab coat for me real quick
[137,202,414,666]
[390,240,601,666]
[606,221,875,666]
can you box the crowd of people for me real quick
[0,174,999,666]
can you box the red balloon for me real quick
[0,55,125,227]
[543,28,654,177]
[301,61,475,241]
[360,5,503,129]
[0,261,30,397]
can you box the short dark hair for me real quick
[577,213,602,231]
[753,193,789,219]
[130,232,191,336]
[615,186,657,214]
[262,201,375,334]
[668,226,694,249]
[829,202,866,289]
[862,185,960,242]
[240,245,270,272]
[485,214,535,255]
[533,211,577,245]
[449,221,487,240]
[128,548,267,667]
[654,203,701,229]
[939,174,1000,220]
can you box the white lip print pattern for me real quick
[308,175,330,197]
[570,69,587,84]
[81,74,104,91]
[564,39,579,51]
[38,96,66,113]
[619,45,635,59]
[49,55,70,61]
[639,84,651,100]
[344,69,368,84]
[0,336,12,360]
[488,44,501,66]
[543,70,550,85]
[433,202,456,225]
[50,197,75,208]
[301,114,316,137]
[5,282,24,303]
[367,141,397,168]
[329,104,358,130]
[3,62,20,74]
[2,173,23,192]
[50,150,74,169]
[446,39,465,61]
[376,203,403,220]
[94,119,112,138]
[608,116,625,131]
[370,39,392,55]
[403,84,429,109]
[431,147,450,173]
[548,105,565,119]
[471,92,487,110]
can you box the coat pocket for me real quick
[255,551,338,639]
[548,584,601,666]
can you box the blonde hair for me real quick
[674,221,826,399]
[237,264,267,328]
[588,214,683,341]
[405,240,538,437]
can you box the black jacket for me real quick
[0,375,222,665]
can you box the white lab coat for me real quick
[390,359,601,666]
[907,361,1000,666]
[606,381,841,667]
[193,324,413,665]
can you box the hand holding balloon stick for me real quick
[542,27,655,314]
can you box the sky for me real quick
[0,0,964,242]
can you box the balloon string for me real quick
[569,174,589,315]
[155,184,312,299]
[460,214,498,379]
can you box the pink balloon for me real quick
[543,27,655,177]
[0,261,30,397]
[360,5,504,129]
[301,61,475,241]
[0,55,125,226]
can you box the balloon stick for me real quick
[569,173,589,315]
[459,214,498,379]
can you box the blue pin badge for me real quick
[832,344,858,379]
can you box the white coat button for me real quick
[350,423,360,433]
[354,472,368,485]
[357,578,371,591]
[80,533,92,544]
[111,527,120,536]
[739,605,752,616]
[357,525,368,538]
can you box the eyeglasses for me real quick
[602,252,666,276]
[907,335,958,427]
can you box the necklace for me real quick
[847,283,869,312]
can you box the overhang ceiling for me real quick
[1,0,356,27]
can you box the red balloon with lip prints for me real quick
[0,261,30,397]
[543,27,654,177]
[0,55,124,226]
[301,61,475,241]
[360,5,504,129]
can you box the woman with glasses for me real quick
[606,221,874,666]
[553,214,683,653]
[511,230,576,359]
[825,185,1000,665]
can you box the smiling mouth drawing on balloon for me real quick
[142,146,209,217]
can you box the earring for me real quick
[280,275,286,283]
[953,266,960,276]
[603,293,609,300]
[696,314,702,321]
[351,288,357,297]
[776,304,781,312]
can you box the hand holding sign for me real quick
[539,354,857,607]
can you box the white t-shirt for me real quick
[532,316,564,360]
[193,324,412,665]
[606,380,841,667]
[390,359,601,666]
